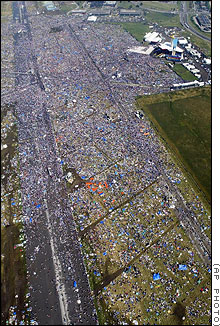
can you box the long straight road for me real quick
[12,1,98,324]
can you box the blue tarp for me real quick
[179,264,188,271]
[73,281,77,287]
[153,273,160,281]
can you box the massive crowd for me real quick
[1,2,211,325]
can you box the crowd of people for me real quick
[1,2,211,325]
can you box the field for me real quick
[117,22,150,42]
[136,87,211,202]
[1,0,12,22]
[118,1,178,11]
[145,11,182,28]
[172,64,197,82]
[140,1,178,11]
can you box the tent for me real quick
[179,264,187,271]
[153,273,160,281]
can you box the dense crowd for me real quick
[1,2,211,325]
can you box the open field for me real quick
[107,22,150,42]
[172,64,198,82]
[136,87,211,202]
[145,11,182,28]
[140,1,178,11]
[1,0,12,22]
[57,1,78,13]
[117,1,138,10]
[119,22,150,42]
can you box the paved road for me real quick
[179,1,211,42]
[12,1,98,325]
[138,1,211,43]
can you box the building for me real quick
[160,41,183,58]
[196,14,211,27]
[119,9,141,16]
[67,9,86,15]
[152,38,184,61]
[42,1,57,11]
[144,32,162,44]
[104,1,117,7]
[127,45,154,55]
[87,15,97,22]
[89,9,111,16]
[204,58,211,65]
[178,37,188,45]
[89,1,104,8]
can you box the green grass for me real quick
[117,1,137,9]
[105,21,149,42]
[146,11,181,28]
[58,2,78,13]
[140,1,178,11]
[1,0,12,21]
[172,64,197,82]
[136,87,211,202]
[118,22,150,42]
[181,30,211,56]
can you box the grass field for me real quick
[141,1,178,11]
[136,87,211,202]
[117,22,150,42]
[172,64,197,82]
[1,1,12,22]
[145,11,181,28]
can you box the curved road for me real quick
[138,1,211,43]
[179,1,211,42]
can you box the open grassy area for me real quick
[117,1,138,9]
[136,87,211,202]
[1,0,12,22]
[172,64,197,82]
[145,11,181,28]
[119,22,150,42]
[57,1,78,13]
[141,1,178,11]
[108,22,150,42]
